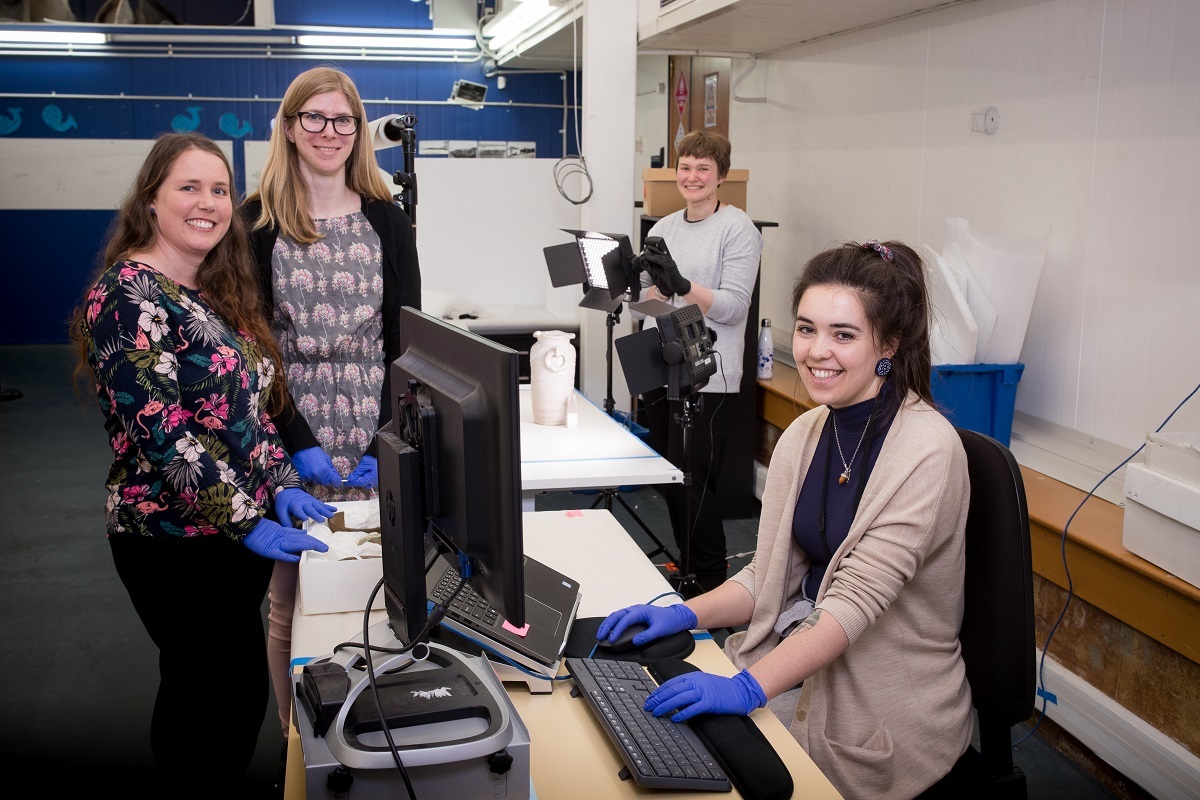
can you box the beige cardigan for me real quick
[725,395,973,800]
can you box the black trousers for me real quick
[642,387,734,586]
[110,533,274,796]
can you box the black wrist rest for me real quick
[648,657,795,800]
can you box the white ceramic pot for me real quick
[529,330,576,425]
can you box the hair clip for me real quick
[862,239,893,263]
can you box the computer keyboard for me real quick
[430,562,501,629]
[565,657,732,792]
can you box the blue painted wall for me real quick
[1,3,579,343]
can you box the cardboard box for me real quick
[298,501,386,616]
[642,168,749,217]
[1122,462,1200,589]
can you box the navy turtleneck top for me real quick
[792,381,897,599]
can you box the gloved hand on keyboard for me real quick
[644,669,767,722]
[343,455,377,488]
[243,518,329,563]
[596,603,697,648]
[275,487,337,528]
[291,446,342,487]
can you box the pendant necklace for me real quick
[831,410,873,486]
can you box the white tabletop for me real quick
[290,509,682,660]
[519,386,682,493]
[285,510,847,800]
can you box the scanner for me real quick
[292,621,530,800]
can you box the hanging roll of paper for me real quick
[367,114,405,151]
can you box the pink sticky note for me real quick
[565,509,583,517]
[502,620,530,636]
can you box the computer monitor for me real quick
[377,306,525,649]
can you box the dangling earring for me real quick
[875,357,893,377]
[150,206,156,216]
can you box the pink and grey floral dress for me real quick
[270,211,384,502]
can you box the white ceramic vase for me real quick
[529,329,576,425]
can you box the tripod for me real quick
[588,304,678,565]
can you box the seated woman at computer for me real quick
[598,240,972,800]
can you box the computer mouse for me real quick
[599,622,650,653]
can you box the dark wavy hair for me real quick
[791,240,933,413]
[71,132,287,412]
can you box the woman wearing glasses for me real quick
[241,65,421,749]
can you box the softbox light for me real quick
[543,229,640,313]
[615,300,717,401]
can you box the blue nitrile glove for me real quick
[343,455,378,488]
[243,518,330,563]
[275,487,337,528]
[291,446,342,487]
[645,669,767,722]
[641,248,691,297]
[596,603,698,648]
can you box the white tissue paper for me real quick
[942,218,1047,364]
[298,500,385,615]
[922,244,977,365]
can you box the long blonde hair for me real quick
[247,65,393,243]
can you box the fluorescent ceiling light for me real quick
[0,30,107,45]
[109,33,294,45]
[297,34,476,50]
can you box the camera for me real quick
[632,236,671,274]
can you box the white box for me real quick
[297,501,386,616]
[1143,432,1200,485]
[1122,462,1200,589]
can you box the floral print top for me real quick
[271,211,383,503]
[81,261,302,540]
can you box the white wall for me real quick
[718,0,1200,488]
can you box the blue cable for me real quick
[1014,379,1199,748]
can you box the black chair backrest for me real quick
[956,429,1036,778]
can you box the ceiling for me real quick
[501,0,966,70]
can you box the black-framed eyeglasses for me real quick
[293,111,359,135]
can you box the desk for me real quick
[519,386,682,511]
[286,509,844,800]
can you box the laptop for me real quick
[426,551,582,669]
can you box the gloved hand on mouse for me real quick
[596,603,697,649]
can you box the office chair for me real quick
[921,428,1036,799]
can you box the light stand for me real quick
[668,391,701,596]
[588,301,678,563]
[543,231,678,563]
[614,300,719,594]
